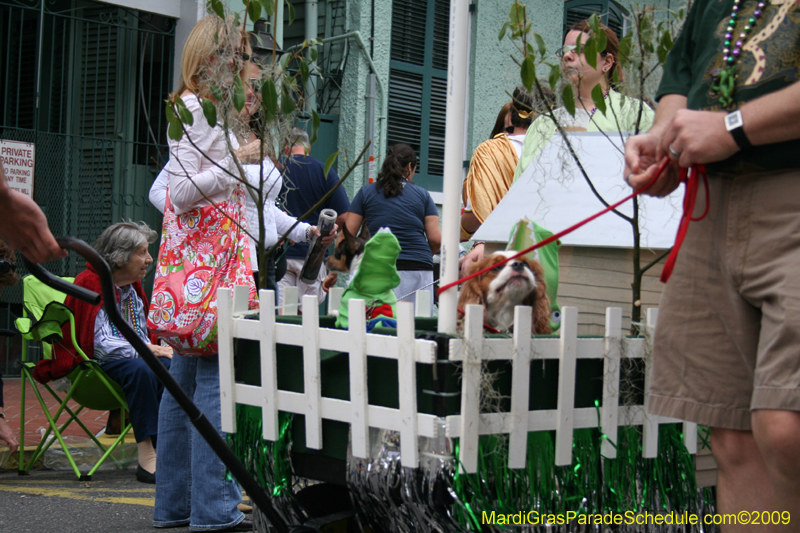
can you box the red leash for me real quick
[439,159,708,297]
[660,165,709,282]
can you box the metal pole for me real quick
[305,0,318,112]
[365,73,376,187]
[437,0,470,334]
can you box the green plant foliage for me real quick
[280,86,296,115]
[591,84,606,116]
[210,84,224,102]
[299,59,309,85]
[562,84,575,116]
[209,0,224,19]
[165,103,183,141]
[534,33,546,59]
[262,79,278,123]
[548,63,561,91]
[263,0,275,17]
[286,0,295,25]
[201,98,217,127]
[520,55,536,92]
[583,34,597,70]
[247,0,262,24]
[323,150,339,179]
[310,109,321,146]
[175,98,194,126]
[232,75,246,113]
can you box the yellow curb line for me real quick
[0,484,154,506]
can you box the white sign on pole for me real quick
[0,140,35,198]
[472,132,682,249]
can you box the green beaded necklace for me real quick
[711,0,768,107]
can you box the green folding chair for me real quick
[17,275,133,480]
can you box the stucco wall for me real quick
[466,0,564,155]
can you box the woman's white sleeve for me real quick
[273,206,309,243]
[149,167,168,214]
[167,99,237,214]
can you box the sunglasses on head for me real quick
[0,260,17,274]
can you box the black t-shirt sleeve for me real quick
[656,1,700,101]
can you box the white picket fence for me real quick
[218,287,696,475]
[278,285,432,317]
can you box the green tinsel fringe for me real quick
[226,404,293,498]
[451,424,715,530]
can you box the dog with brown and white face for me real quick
[457,251,552,334]
[325,223,371,276]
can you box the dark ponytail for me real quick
[376,143,417,198]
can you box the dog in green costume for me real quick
[335,229,401,329]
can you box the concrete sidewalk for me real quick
[1,377,113,470]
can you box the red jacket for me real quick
[33,263,153,383]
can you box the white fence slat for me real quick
[555,307,578,466]
[415,290,431,317]
[282,286,299,315]
[683,422,697,454]
[508,306,532,469]
[642,308,660,458]
[259,290,279,441]
[327,286,344,315]
[218,288,236,433]
[459,304,484,473]
[302,295,322,449]
[397,302,419,467]
[348,298,369,459]
[233,284,250,313]
[601,308,623,458]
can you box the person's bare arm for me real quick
[460,211,480,239]
[665,80,800,167]
[0,163,67,263]
[424,215,441,254]
[335,212,363,245]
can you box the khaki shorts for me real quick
[650,166,800,430]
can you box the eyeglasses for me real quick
[555,44,583,58]
[0,260,17,274]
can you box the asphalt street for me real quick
[0,468,167,533]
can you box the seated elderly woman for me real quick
[64,221,173,484]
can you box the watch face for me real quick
[725,110,744,131]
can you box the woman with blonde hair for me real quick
[152,15,255,532]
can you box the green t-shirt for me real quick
[657,0,800,170]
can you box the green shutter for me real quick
[387,0,448,192]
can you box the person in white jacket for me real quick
[149,62,336,300]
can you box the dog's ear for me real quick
[523,260,552,335]
[341,224,361,253]
[357,222,371,242]
[457,276,485,309]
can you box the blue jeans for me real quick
[153,354,245,530]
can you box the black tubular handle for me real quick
[22,237,291,533]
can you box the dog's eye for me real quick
[491,263,504,272]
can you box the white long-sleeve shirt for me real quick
[165,94,239,215]
[149,155,311,271]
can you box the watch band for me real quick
[725,110,753,150]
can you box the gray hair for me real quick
[93,221,158,270]
[290,127,309,149]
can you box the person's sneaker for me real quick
[136,465,156,484]
[236,502,253,514]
